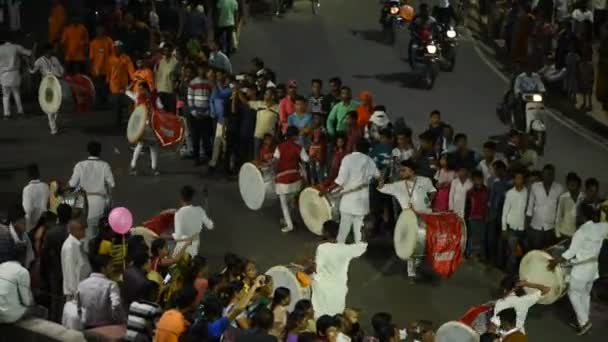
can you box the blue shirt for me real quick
[210,83,232,124]
[370,143,393,171]
[287,112,313,146]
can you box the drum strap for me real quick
[276,169,299,179]
[331,183,370,198]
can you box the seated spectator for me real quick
[0,245,33,323]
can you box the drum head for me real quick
[130,226,160,248]
[265,266,308,312]
[239,163,267,210]
[394,209,418,260]
[127,105,148,144]
[38,75,62,115]
[299,187,333,236]
[519,250,566,304]
[436,321,479,342]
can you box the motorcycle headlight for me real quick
[390,6,399,15]
[426,44,437,54]
[446,29,457,38]
[532,94,543,102]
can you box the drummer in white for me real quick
[548,204,608,335]
[0,37,31,119]
[173,185,214,258]
[321,139,380,243]
[29,44,64,134]
[378,160,436,280]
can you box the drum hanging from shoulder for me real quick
[127,105,149,144]
[131,226,160,249]
[265,265,311,312]
[519,250,568,304]
[239,162,277,210]
[151,110,185,148]
[38,74,95,115]
[394,209,425,260]
[299,187,339,236]
[435,321,479,342]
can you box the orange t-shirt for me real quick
[61,24,89,62]
[48,3,66,43]
[155,309,189,342]
[107,54,135,94]
[89,36,115,77]
[131,68,155,95]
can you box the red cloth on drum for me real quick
[64,74,94,113]
[151,110,185,147]
[143,211,175,235]
[420,212,463,278]
[276,140,303,184]
[459,304,493,333]
[433,187,450,212]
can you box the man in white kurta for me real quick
[173,185,214,257]
[0,39,31,118]
[22,164,49,232]
[551,204,608,335]
[311,220,367,318]
[324,140,379,243]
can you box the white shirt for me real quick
[562,221,608,282]
[502,187,529,231]
[492,289,542,331]
[29,55,64,77]
[334,152,380,216]
[555,192,584,238]
[378,176,436,213]
[0,42,31,86]
[0,261,33,323]
[61,234,91,296]
[391,147,415,161]
[173,204,214,257]
[449,178,473,219]
[68,157,115,196]
[526,182,564,231]
[477,155,505,187]
[513,72,546,97]
[22,180,50,231]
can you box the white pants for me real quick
[279,193,296,229]
[2,85,23,116]
[130,142,159,170]
[47,112,58,134]
[85,195,107,248]
[338,213,364,243]
[568,277,594,326]
[210,123,226,168]
[407,258,422,277]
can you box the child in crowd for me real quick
[256,133,276,167]
[427,109,445,141]
[370,129,394,177]
[323,133,348,188]
[345,110,363,153]
[392,128,415,163]
[449,166,473,219]
[150,238,191,276]
[433,153,455,212]
[308,113,327,184]
[465,171,489,261]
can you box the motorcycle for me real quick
[437,23,458,71]
[516,93,547,155]
[409,33,440,89]
[380,0,407,44]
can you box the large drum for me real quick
[519,250,568,304]
[265,265,311,312]
[38,74,95,115]
[435,321,479,342]
[127,105,150,144]
[238,162,277,210]
[298,187,339,236]
[150,110,185,148]
[131,226,160,249]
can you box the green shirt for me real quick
[217,0,239,27]
[326,100,359,135]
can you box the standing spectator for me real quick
[21,164,49,232]
[356,91,374,128]
[279,80,298,135]
[477,141,501,187]
[48,0,66,45]
[208,39,233,74]
[89,26,115,108]
[433,153,455,212]
[327,86,359,137]
[577,177,604,225]
[216,0,239,55]
[78,254,126,328]
[465,171,490,260]
[525,164,564,250]
[0,245,33,323]
[597,23,608,110]
[287,96,313,147]
[187,64,214,166]
[511,3,534,65]
[61,219,91,299]
[208,69,233,175]
[155,44,178,112]
[448,133,478,172]
[309,79,324,115]
[250,87,279,160]
[449,166,473,219]
[7,205,34,268]
[502,170,529,273]
[322,77,342,115]
[564,43,581,101]
[61,17,89,74]
[556,173,584,239]
[578,51,595,111]
[234,85,259,166]
[107,41,135,126]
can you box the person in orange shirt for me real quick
[356,91,374,128]
[48,0,66,45]
[61,17,89,74]
[89,26,114,108]
[131,56,155,97]
[107,41,134,126]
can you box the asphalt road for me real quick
[1,0,607,340]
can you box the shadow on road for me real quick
[350,29,391,46]
[353,72,425,90]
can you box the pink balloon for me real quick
[108,207,133,235]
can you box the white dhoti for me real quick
[276,180,302,230]
[1,70,23,117]
[311,277,348,319]
[568,277,594,327]
[172,233,200,258]
[86,195,107,243]
[337,212,364,243]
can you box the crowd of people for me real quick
[1,0,608,342]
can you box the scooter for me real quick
[437,23,458,71]
[516,93,547,155]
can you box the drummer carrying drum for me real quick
[547,204,608,336]
[127,82,163,176]
[29,43,65,135]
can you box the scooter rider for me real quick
[408,3,438,67]
[512,64,546,131]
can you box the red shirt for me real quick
[276,140,302,184]
[328,147,347,182]
[259,144,275,163]
[346,125,363,153]
[465,186,489,220]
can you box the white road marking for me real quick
[464,28,608,152]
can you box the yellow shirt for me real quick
[155,56,178,93]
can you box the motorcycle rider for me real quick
[408,3,438,68]
[512,64,546,131]
[433,0,458,26]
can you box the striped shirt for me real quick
[187,77,213,117]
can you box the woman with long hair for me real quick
[269,287,292,338]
